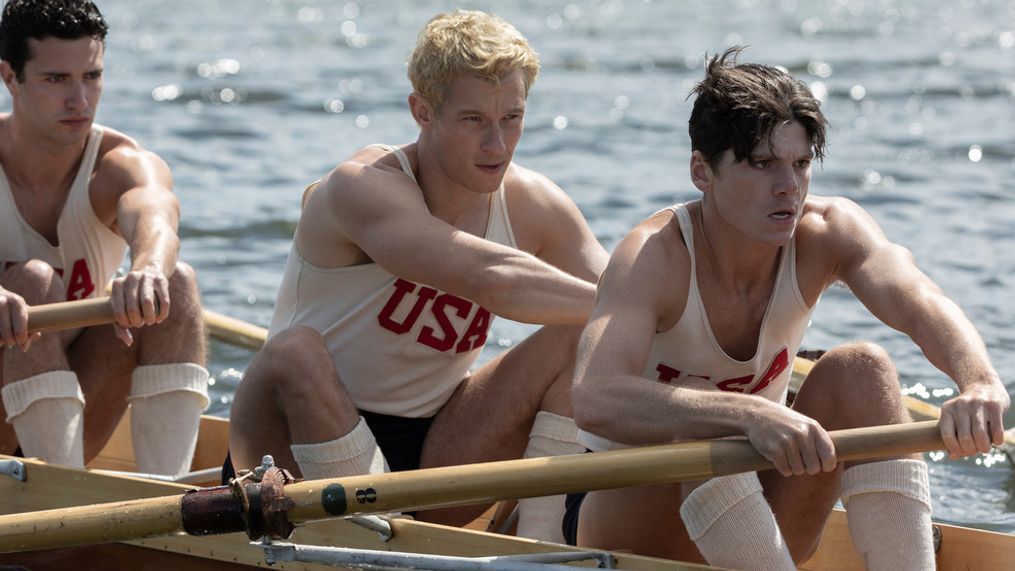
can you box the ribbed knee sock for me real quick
[516,411,584,543]
[290,416,389,480]
[680,471,795,571]
[129,363,210,476]
[2,371,85,468]
[841,459,934,571]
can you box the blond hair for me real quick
[407,10,540,110]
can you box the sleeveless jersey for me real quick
[579,203,819,451]
[269,144,519,417]
[0,125,126,300]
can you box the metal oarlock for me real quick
[180,454,297,540]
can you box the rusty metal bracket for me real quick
[180,455,297,540]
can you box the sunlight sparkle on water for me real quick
[968,145,983,162]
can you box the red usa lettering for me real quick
[377,278,490,354]
[655,347,790,395]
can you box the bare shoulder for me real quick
[297,144,424,266]
[92,126,172,192]
[502,162,595,253]
[795,195,890,297]
[306,144,425,223]
[798,194,886,250]
[502,162,573,212]
[600,208,690,328]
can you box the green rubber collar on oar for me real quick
[321,483,348,516]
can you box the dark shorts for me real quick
[221,410,435,484]
[561,449,594,545]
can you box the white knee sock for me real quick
[290,416,389,480]
[2,371,86,468]
[128,363,210,477]
[680,472,795,571]
[516,411,584,543]
[841,459,934,571]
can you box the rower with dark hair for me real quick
[0,0,208,477]
[568,47,1009,570]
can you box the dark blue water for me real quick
[3,0,1013,533]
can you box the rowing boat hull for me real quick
[2,360,1013,569]
[3,445,1012,570]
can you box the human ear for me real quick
[0,62,18,95]
[690,151,713,194]
[408,92,433,129]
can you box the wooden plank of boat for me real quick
[3,416,1012,570]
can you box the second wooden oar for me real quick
[0,420,946,553]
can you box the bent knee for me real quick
[168,261,200,296]
[809,342,895,386]
[262,327,330,375]
[797,342,907,426]
[3,260,65,303]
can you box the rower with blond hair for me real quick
[229,10,607,542]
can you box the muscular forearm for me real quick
[127,216,180,277]
[908,293,1000,389]
[574,376,765,445]
[472,253,597,325]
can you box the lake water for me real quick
[3,0,1013,534]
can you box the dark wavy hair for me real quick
[689,46,828,172]
[0,0,108,81]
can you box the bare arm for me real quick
[827,198,1009,455]
[308,160,600,325]
[98,143,179,344]
[572,214,835,477]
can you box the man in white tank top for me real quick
[228,11,607,542]
[570,48,1009,569]
[0,0,209,477]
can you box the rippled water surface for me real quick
[3,0,1014,533]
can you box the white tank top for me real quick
[0,125,126,300]
[579,203,818,451]
[269,145,519,417]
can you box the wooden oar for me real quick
[0,420,946,553]
[26,297,115,334]
[202,308,266,350]
[25,297,267,350]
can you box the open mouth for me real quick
[769,209,795,221]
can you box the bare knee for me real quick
[258,327,335,398]
[166,262,201,314]
[4,260,65,304]
[795,342,908,428]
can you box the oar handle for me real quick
[26,297,115,334]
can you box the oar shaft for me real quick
[0,420,946,554]
[0,495,182,553]
[287,420,944,521]
[203,308,267,350]
[26,297,114,334]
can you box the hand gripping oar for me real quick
[0,420,950,553]
[25,297,267,350]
